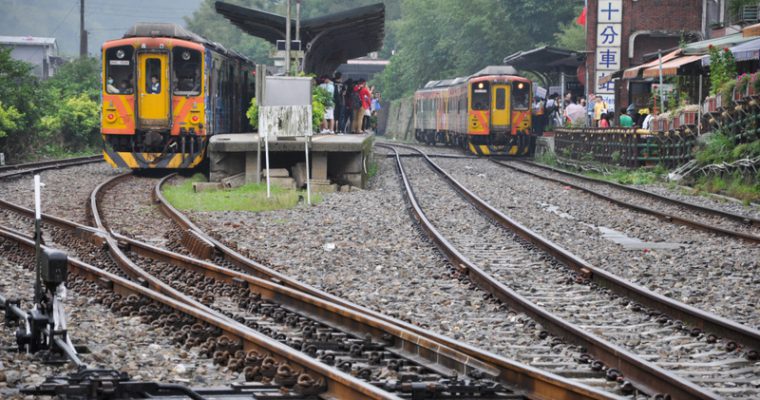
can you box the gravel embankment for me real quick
[433,157,760,329]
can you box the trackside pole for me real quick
[265,134,271,198]
[34,175,42,304]
[305,137,311,205]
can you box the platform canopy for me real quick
[215,1,385,76]
[502,46,583,74]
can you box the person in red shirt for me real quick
[351,79,372,133]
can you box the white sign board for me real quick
[595,0,623,99]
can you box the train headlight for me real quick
[478,82,484,89]
[517,82,524,90]
[116,49,125,59]
[182,51,191,61]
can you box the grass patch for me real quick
[163,174,322,212]
[534,151,558,166]
[694,172,760,204]
[584,164,667,185]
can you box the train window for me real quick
[512,82,530,110]
[145,58,162,94]
[173,47,202,96]
[105,46,134,94]
[495,88,506,110]
[471,81,489,110]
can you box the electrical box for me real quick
[41,248,68,288]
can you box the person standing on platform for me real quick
[333,72,345,133]
[351,79,371,133]
[593,96,608,127]
[619,107,634,128]
[319,76,335,133]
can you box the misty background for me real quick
[0,0,204,56]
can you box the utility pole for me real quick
[285,0,291,76]
[79,0,87,58]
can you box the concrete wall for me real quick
[382,96,414,141]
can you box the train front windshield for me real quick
[512,82,530,110]
[105,46,134,94]
[471,82,490,110]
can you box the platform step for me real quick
[261,168,290,178]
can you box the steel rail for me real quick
[378,143,726,400]
[0,172,611,400]
[519,160,760,227]
[152,177,621,400]
[0,155,103,179]
[0,225,400,400]
[492,160,760,243]
[394,143,760,352]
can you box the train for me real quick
[101,23,255,169]
[414,66,535,156]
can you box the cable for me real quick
[50,0,78,37]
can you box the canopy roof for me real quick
[702,37,760,65]
[682,33,756,55]
[215,1,385,75]
[502,46,583,73]
[642,54,704,78]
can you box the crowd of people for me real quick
[531,91,656,132]
[316,73,382,134]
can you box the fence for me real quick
[554,128,698,169]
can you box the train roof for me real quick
[417,65,526,93]
[116,23,253,64]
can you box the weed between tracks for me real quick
[162,174,322,212]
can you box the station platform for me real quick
[208,133,373,191]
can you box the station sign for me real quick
[595,0,623,96]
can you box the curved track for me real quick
[0,158,624,400]
[379,143,760,400]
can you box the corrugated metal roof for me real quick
[0,36,57,46]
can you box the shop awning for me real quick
[598,69,623,85]
[642,54,704,78]
[702,37,760,65]
[682,33,756,55]
[622,49,681,79]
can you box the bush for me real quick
[246,97,258,129]
[0,101,24,139]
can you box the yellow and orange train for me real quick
[101,23,255,169]
[414,66,535,156]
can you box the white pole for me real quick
[698,74,703,136]
[658,49,665,113]
[285,0,291,76]
[305,137,311,205]
[265,135,271,198]
[33,175,42,303]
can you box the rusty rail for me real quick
[517,159,759,228]
[0,225,397,400]
[378,143,747,400]
[152,178,620,400]
[0,155,102,178]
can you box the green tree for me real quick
[185,0,276,63]
[0,102,24,139]
[44,57,101,100]
[375,0,579,100]
[554,20,586,51]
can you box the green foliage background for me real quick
[0,49,101,161]
[375,0,580,99]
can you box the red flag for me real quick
[576,6,587,26]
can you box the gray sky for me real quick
[0,0,203,57]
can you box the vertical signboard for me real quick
[596,0,622,102]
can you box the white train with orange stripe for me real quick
[414,66,535,156]
[101,23,255,169]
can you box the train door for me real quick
[491,84,510,131]
[137,53,170,128]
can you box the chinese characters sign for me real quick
[596,0,622,95]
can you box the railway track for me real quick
[0,159,621,399]
[491,160,760,244]
[379,143,760,400]
[0,155,102,179]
